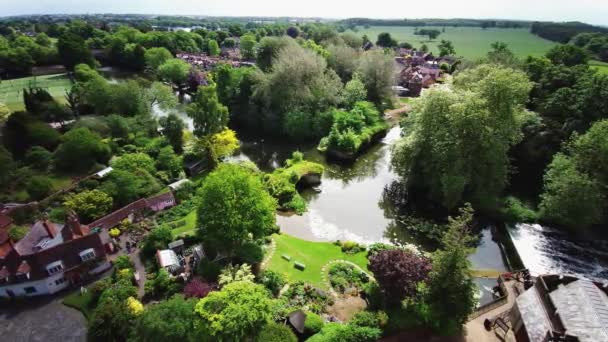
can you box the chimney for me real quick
[66,210,84,237]
[43,221,56,238]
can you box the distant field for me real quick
[0,73,72,111]
[355,26,558,60]
[590,60,608,75]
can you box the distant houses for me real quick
[394,48,458,97]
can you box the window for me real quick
[79,248,96,262]
[46,261,64,276]
[24,287,37,294]
[55,278,67,286]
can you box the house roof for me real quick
[515,286,553,342]
[549,279,608,342]
[157,249,179,268]
[288,310,307,334]
[168,239,184,250]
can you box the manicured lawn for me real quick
[355,26,557,60]
[590,60,608,75]
[170,210,197,238]
[63,290,95,320]
[266,234,369,288]
[0,73,72,111]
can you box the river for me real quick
[103,66,607,278]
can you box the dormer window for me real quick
[46,260,64,275]
[79,248,96,262]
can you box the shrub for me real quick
[500,196,539,223]
[48,207,66,222]
[183,277,216,299]
[235,242,264,265]
[109,228,121,238]
[367,243,396,257]
[362,282,384,310]
[304,312,324,337]
[8,225,28,241]
[126,296,144,316]
[350,310,388,329]
[328,263,368,293]
[24,146,52,171]
[257,270,286,296]
[341,241,365,254]
[26,175,53,200]
[197,259,222,282]
[113,255,134,271]
[256,322,297,342]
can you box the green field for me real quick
[266,234,369,288]
[0,73,72,111]
[355,26,558,60]
[590,60,608,75]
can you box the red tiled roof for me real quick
[17,260,31,274]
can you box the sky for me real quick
[2,0,608,26]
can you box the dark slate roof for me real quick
[515,287,552,342]
[288,310,307,334]
[549,279,608,342]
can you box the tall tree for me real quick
[158,59,190,89]
[57,32,95,70]
[357,50,395,105]
[159,113,185,153]
[187,83,229,138]
[425,204,476,334]
[132,295,200,342]
[197,164,277,255]
[438,40,456,56]
[392,64,533,210]
[145,47,173,71]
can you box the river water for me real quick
[102,67,607,278]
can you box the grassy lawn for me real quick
[355,26,557,60]
[0,73,72,111]
[63,290,95,320]
[590,60,608,75]
[266,234,369,288]
[170,210,197,238]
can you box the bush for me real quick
[113,255,134,272]
[256,322,297,342]
[183,277,216,299]
[109,228,121,238]
[304,312,325,337]
[48,207,67,222]
[8,225,28,241]
[26,175,53,200]
[235,242,264,265]
[257,270,286,296]
[362,282,384,310]
[500,196,539,223]
[350,310,388,329]
[24,146,52,171]
[197,259,222,282]
[341,241,365,254]
[367,243,395,257]
[328,263,368,293]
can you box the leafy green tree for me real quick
[106,114,131,140]
[342,74,368,109]
[218,264,255,287]
[111,152,156,175]
[64,189,113,223]
[546,44,589,67]
[0,146,16,187]
[256,322,297,342]
[240,34,257,60]
[197,164,277,255]
[24,146,52,171]
[144,47,173,71]
[207,39,220,57]
[156,146,183,179]
[327,44,359,82]
[132,295,200,342]
[142,226,173,257]
[539,120,608,228]
[158,59,190,89]
[101,169,161,207]
[8,225,28,241]
[256,36,296,71]
[88,298,135,342]
[424,205,476,334]
[487,41,518,66]
[54,128,111,172]
[256,270,286,297]
[357,50,394,105]
[438,39,456,56]
[376,32,397,47]
[26,175,53,200]
[187,83,229,138]
[194,281,275,341]
[57,32,95,69]
[392,64,533,210]
[159,113,185,154]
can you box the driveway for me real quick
[0,296,87,342]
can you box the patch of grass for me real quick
[0,73,72,111]
[590,60,608,75]
[170,210,197,238]
[355,26,557,60]
[266,234,369,288]
[63,290,95,320]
